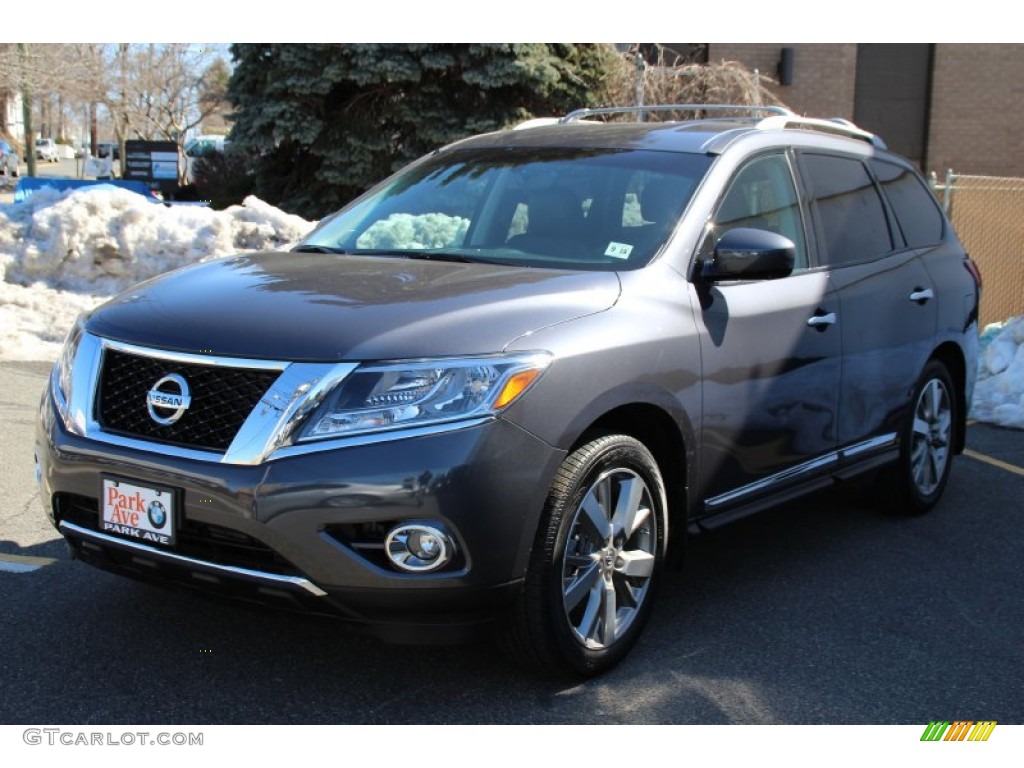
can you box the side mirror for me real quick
[704,227,796,280]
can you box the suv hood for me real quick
[85,251,621,361]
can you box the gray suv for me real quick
[37,105,980,677]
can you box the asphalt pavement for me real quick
[1,359,1022,724]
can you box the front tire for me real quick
[504,434,667,678]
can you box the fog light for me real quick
[385,523,454,573]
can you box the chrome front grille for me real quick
[97,348,280,452]
[58,333,357,464]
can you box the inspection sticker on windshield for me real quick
[101,477,176,546]
[605,242,633,259]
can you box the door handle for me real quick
[807,311,836,330]
[909,287,934,304]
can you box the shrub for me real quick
[187,146,258,209]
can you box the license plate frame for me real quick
[100,475,177,547]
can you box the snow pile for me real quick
[971,315,1024,429]
[0,186,315,360]
[1,186,313,293]
[0,279,104,361]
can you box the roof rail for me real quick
[559,104,794,123]
[513,117,561,130]
[755,115,887,149]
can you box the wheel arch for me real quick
[571,402,691,556]
[930,341,967,454]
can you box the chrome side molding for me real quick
[705,433,898,510]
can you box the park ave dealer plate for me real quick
[101,477,176,546]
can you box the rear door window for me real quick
[800,153,893,266]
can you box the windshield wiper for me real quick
[294,246,513,266]
[292,244,350,254]
[400,250,477,263]
[403,249,526,266]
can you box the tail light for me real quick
[964,256,982,291]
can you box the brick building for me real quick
[703,44,1024,178]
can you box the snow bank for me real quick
[971,315,1024,429]
[0,186,315,360]
[1,186,313,293]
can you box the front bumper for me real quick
[37,378,564,641]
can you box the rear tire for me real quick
[503,434,666,678]
[880,360,957,514]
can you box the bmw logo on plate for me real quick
[147,500,168,529]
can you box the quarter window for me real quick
[871,159,944,247]
[801,154,892,266]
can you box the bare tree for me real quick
[1,43,82,162]
[0,43,81,94]
[124,45,228,182]
[2,43,228,180]
[600,44,789,118]
[1,42,115,169]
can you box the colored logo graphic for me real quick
[921,721,997,742]
[147,500,168,529]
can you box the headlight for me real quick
[297,353,550,442]
[53,316,85,425]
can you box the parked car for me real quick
[0,139,19,176]
[184,134,228,158]
[35,138,59,162]
[38,105,980,678]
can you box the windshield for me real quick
[299,146,712,270]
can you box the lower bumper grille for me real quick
[54,493,303,577]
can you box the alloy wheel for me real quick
[560,468,657,649]
[909,377,953,496]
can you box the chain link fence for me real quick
[933,171,1024,327]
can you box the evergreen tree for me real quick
[227,44,616,218]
